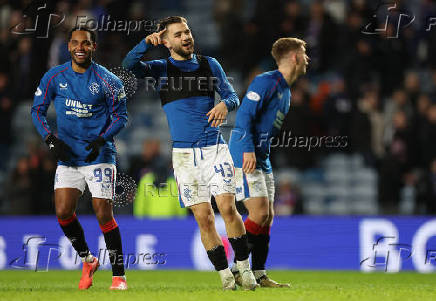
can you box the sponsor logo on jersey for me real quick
[65,98,93,117]
[89,82,100,95]
[35,87,42,96]
[59,83,68,90]
[246,91,260,101]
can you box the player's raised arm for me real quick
[121,29,167,79]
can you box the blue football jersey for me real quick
[122,40,239,148]
[31,61,128,166]
[229,70,291,173]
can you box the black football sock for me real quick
[101,218,125,276]
[207,245,228,271]
[251,233,270,271]
[243,218,271,271]
[58,213,90,258]
[228,234,250,262]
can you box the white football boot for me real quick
[218,268,237,290]
[236,259,257,290]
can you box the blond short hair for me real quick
[271,38,306,64]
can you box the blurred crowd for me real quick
[0,0,435,215]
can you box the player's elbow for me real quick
[30,106,40,124]
[122,57,136,71]
[121,58,131,70]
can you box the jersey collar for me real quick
[69,60,95,76]
[168,54,198,68]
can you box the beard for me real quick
[172,42,194,59]
[70,51,92,67]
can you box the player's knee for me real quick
[265,207,274,226]
[196,212,215,232]
[259,212,270,225]
[95,210,113,225]
[249,208,269,225]
[55,205,74,220]
[220,204,239,223]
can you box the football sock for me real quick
[58,213,90,258]
[244,218,270,271]
[207,245,228,271]
[252,232,270,271]
[228,234,249,261]
[100,218,125,276]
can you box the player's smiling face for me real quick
[164,22,194,59]
[68,30,96,67]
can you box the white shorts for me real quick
[54,163,116,200]
[172,144,235,207]
[235,168,275,202]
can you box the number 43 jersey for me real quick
[229,70,291,173]
[31,61,128,166]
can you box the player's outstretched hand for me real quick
[45,134,73,162]
[243,152,256,174]
[85,136,106,163]
[207,101,228,127]
[145,28,167,46]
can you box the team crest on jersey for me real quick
[89,82,100,95]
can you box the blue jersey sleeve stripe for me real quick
[91,67,120,137]
[37,66,68,134]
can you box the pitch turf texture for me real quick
[1,270,436,300]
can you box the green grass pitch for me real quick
[0,270,435,300]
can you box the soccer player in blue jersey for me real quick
[31,27,128,290]
[229,38,309,287]
[122,16,256,290]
